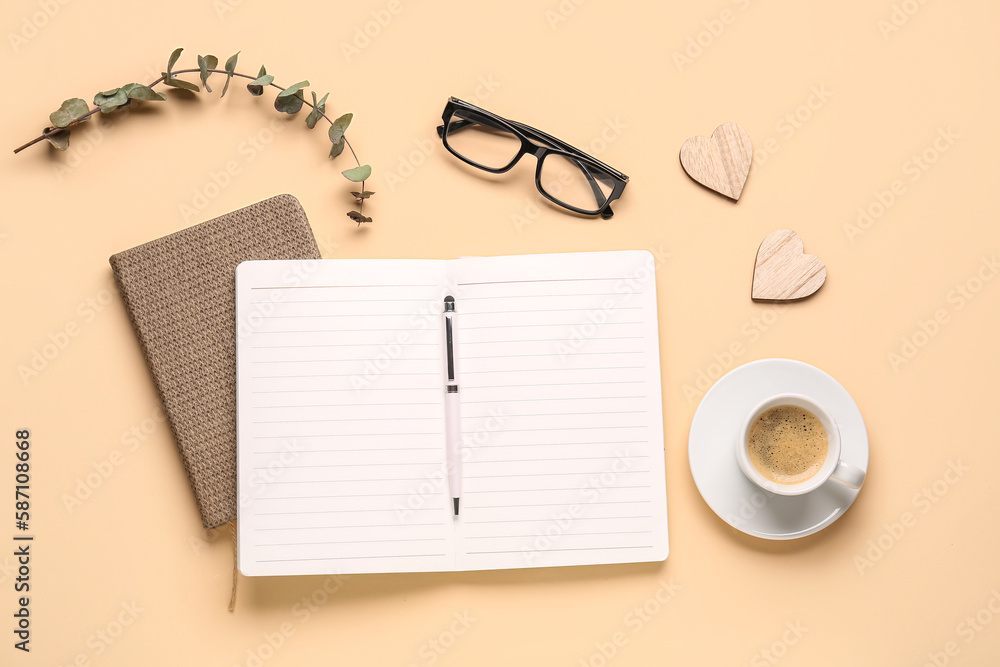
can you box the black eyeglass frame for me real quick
[437,97,629,219]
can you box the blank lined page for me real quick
[235,259,454,576]
[451,251,668,571]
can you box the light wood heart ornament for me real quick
[679,122,752,200]
[751,229,827,302]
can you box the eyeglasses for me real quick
[437,97,629,219]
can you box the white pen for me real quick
[443,296,463,516]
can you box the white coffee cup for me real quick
[736,393,865,496]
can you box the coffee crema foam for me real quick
[747,404,828,484]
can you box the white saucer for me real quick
[688,358,869,540]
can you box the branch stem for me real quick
[13,67,361,169]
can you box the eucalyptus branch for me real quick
[14,49,374,224]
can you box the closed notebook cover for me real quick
[109,194,321,529]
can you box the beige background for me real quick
[3,0,999,664]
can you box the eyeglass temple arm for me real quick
[505,121,614,209]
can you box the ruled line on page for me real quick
[462,307,644,316]
[256,537,447,547]
[256,522,444,531]
[464,515,653,525]
[460,411,646,420]
[257,554,448,563]
[462,292,643,300]
[461,396,645,404]
[252,342,439,349]
[464,485,649,493]
[464,546,653,556]
[252,448,441,454]
[462,352,642,360]
[462,366,644,375]
[465,500,653,509]
[252,417,440,424]
[255,510,442,517]
[250,284,437,290]
[462,381,644,389]
[462,322,643,330]
[462,336,643,344]
[464,531,653,539]
[457,277,631,286]
[250,298,431,304]
[464,456,650,464]
[464,471,649,480]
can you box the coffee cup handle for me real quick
[829,460,866,489]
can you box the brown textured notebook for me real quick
[110,194,321,529]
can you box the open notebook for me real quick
[236,251,667,576]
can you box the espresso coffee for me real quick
[747,404,828,484]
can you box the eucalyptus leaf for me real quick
[161,74,200,92]
[198,54,218,92]
[328,139,345,158]
[43,127,70,150]
[273,90,304,114]
[247,65,270,95]
[277,80,309,98]
[122,83,166,102]
[49,98,91,128]
[94,88,129,113]
[328,112,353,144]
[347,210,372,224]
[305,91,328,129]
[167,47,183,77]
[247,74,273,96]
[351,190,375,199]
[221,51,240,97]
[342,164,372,182]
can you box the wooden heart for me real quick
[751,229,827,302]
[679,123,752,200]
